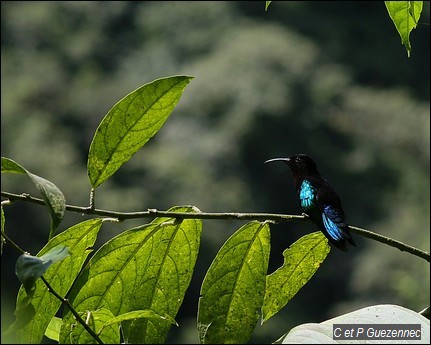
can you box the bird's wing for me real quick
[321,204,348,242]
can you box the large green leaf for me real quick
[65,308,120,344]
[87,75,194,188]
[10,219,103,344]
[262,232,330,323]
[60,308,177,344]
[1,156,66,238]
[100,309,177,331]
[385,1,423,57]
[198,221,271,344]
[61,206,202,344]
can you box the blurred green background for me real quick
[1,1,429,343]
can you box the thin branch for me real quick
[348,225,430,262]
[2,191,430,262]
[1,230,26,254]
[0,226,104,344]
[1,191,308,221]
[40,276,104,344]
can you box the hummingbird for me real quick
[265,154,356,251]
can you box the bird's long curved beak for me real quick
[264,157,290,164]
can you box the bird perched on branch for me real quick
[265,154,356,251]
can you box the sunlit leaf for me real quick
[198,221,271,344]
[385,1,423,57]
[10,219,103,344]
[61,206,202,344]
[62,308,119,344]
[262,232,330,323]
[87,75,194,188]
[99,309,177,333]
[45,317,62,342]
[265,1,272,11]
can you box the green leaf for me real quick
[265,1,272,11]
[45,317,62,342]
[1,157,27,174]
[262,232,330,323]
[1,157,66,238]
[15,245,71,293]
[385,1,423,57]
[62,308,119,344]
[197,221,271,344]
[99,309,177,333]
[87,75,194,188]
[60,308,176,344]
[10,219,103,344]
[61,206,202,344]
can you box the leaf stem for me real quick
[89,188,96,211]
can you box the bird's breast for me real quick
[299,179,316,209]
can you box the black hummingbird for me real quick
[265,154,356,251]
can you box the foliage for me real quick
[385,1,423,57]
[2,157,65,239]
[2,73,429,343]
[262,232,330,323]
[1,79,333,343]
[1,1,429,344]
[4,219,103,343]
[87,76,193,188]
[265,1,272,11]
[197,221,270,343]
[267,1,424,57]
[59,204,201,344]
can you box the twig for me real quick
[0,227,104,344]
[40,276,104,344]
[2,191,429,262]
[348,226,430,262]
[1,229,26,254]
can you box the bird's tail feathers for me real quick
[322,213,356,251]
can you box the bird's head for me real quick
[265,154,319,177]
